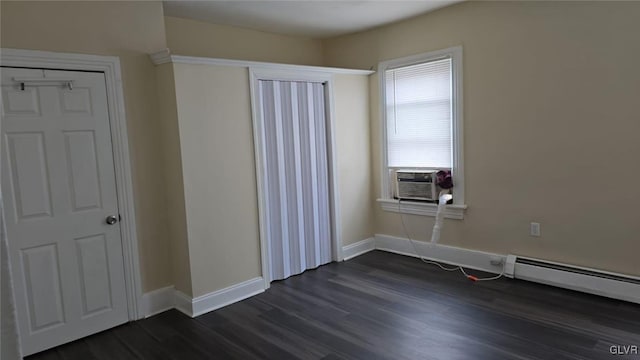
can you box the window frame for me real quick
[377,46,466,218]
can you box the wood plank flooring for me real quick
[27,251,640,360]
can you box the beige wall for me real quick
[333,75,374,246]
[164,16,372,296]
[155,64,193,295]
[165,65,371,297]
[323,1,640,276]
[0,1,172,291]
[165,16,324,66]
[172,64,262,297]
[0,1,369,298]
[6,0,635,297]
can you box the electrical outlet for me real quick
[530,222,541,237]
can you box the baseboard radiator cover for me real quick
[505,255,640,304]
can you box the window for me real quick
[378,46,465,218]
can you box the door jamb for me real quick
[1,48,144,320]
[248,68,343,290]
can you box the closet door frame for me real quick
[249,68,342,289]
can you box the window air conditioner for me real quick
[395,170,438,201]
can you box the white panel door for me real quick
[258,80,332,282]
[1,67,128,355]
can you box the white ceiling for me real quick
[163,1,462,38]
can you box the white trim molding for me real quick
[142,286,175,318]
[149,49,374,76]
[173,291,193,318]
[378,46,465,209]
[342,238,376,261]
[1,48,144,320]
[149,48,172,65]
[373,234,505,274]
[174,277,265,318]
[377,198,467,219]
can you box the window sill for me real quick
[377,198,467,220]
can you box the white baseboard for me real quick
[173,290,194,317]
[143,277,265,318]
[352,234,639,305]
[142,285,175,318]
[342,237,375,261]
[174,277,265,318]
[373,234,506,274]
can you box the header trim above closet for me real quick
[149,49,374,75]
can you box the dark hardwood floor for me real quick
[27,251,640,360]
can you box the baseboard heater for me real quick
[505,255,640,304]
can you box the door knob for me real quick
[105,215,118,225]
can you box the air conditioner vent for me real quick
[395,170,438,201]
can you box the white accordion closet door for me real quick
[258,80,332,282]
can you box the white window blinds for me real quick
[385,57,452,168]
